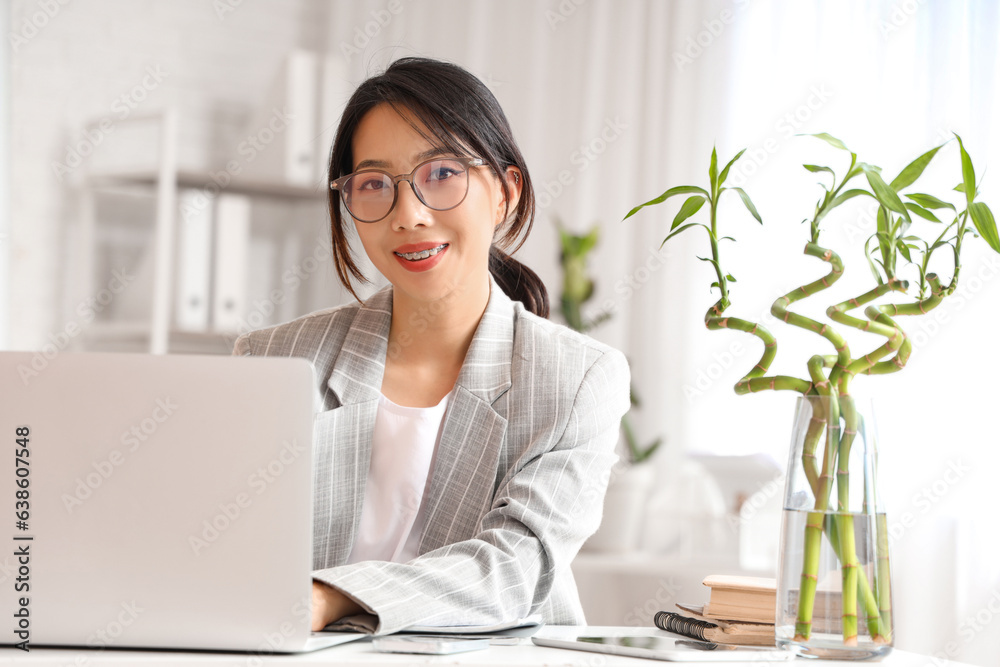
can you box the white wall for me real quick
[7,0,329,350]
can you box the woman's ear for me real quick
[496,166,523,227]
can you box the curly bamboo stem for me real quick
[825,279,909,390]
[771,246,851,385]
[865,275,944,376]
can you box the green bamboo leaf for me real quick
[954,133,976,206]
[831,188,872,208]
[695,255,722,272]
[877,207,888,235]
[890,145,943,191]
[622,185,709,220]
[718,148,747,185]
[969,202,1000,253]
[731,187,763,224]
[719,235,736,243]
[813,188,871,227]
[898,241,913,263]
[659,222,704,247]
[803,164,836,176]
[954,183,968,195]
[905,193,955,211]
[863,165,911,221]
[805,132,850,151]
[623,185,710,220]
[897,215,912,238]
[726,273,737,282]
[671,196,707,230]
[904,202,941,223]
[864,236,884,284]
[845,162,863,182]
[709,147,719,192]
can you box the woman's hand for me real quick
[311,580,364,631]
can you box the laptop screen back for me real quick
[0,352,316,652]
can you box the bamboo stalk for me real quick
[794,361,839,641]
[771,245,851,381]
[875,514,894,643]
[866,275,944,376]
[826,279,909,389]
[800,397,826,494]
[835,395,860,645]
[811,499,889,642]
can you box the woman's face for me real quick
[347,103,518,306]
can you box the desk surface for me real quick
[0,626,972,667]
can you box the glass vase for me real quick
[776,395,893,660]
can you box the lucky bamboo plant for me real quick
[624,133,998,646]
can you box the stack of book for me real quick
[655,575,777,646]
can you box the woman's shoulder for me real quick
[232,301,363,358]
[511,303,629,380]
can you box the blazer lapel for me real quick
[312,286,392,569]
[419,277,515,552]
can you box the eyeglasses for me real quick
[330,156,485,223]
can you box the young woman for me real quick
[233,57,630,635]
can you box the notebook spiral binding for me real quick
[653,611,718,641]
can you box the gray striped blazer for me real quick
[232,275,631,635]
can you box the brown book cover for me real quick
[696,575,843,628]
[702,575,776,623]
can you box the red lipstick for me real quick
[392,242,449,273]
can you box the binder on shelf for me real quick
[239,50,318,187]
[315,54,349,183]
[212,194,251,332]
[175,190,212,331]
[248,236,277,329]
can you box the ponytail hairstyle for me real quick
[326,56,549,318]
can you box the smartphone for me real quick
[532,635,795,662]
[372,635,491,655]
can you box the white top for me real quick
[345,389,451,564]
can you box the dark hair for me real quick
[326,56,549,318]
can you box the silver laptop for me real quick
[0,351,365,653]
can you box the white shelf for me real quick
[85,168,328,200]
[74,107,328,355]
[85,321,242,341]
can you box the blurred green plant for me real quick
[558,222,662,464]
[624,132,998,646]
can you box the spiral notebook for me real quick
[655,608,774,646]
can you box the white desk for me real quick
[0,626,974,667]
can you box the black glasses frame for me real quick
[330,156,485,223]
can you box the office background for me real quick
[2,1,999,664]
